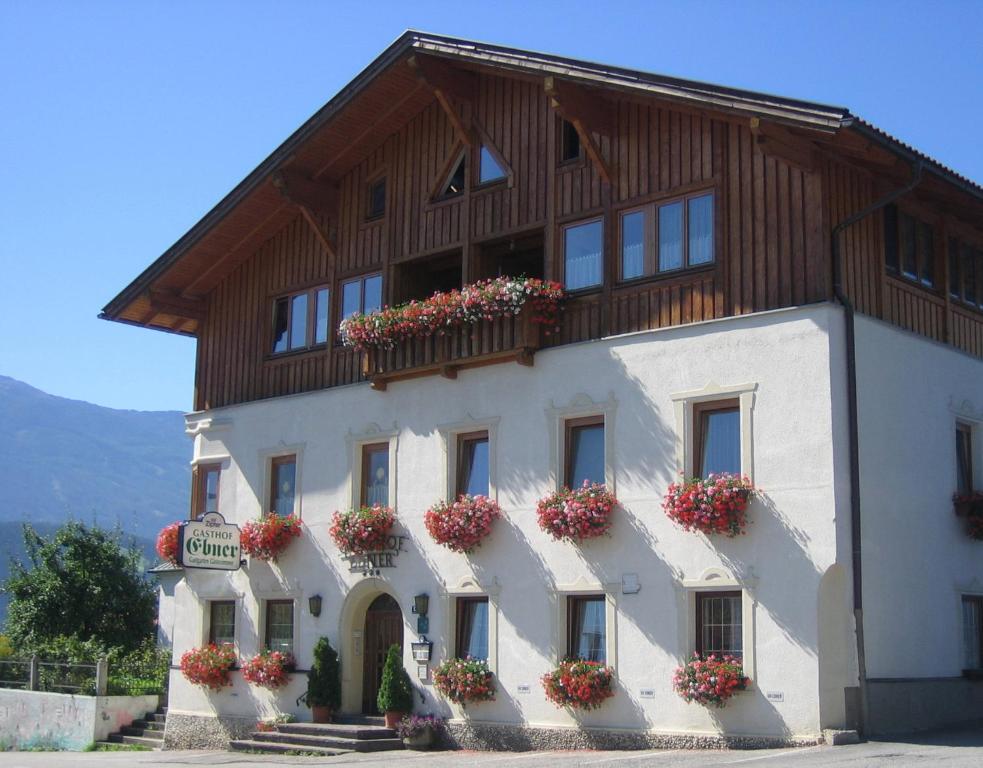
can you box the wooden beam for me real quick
[749,118,816,172]
[544,76,614,184]
[271,168,340,216]
[297,205,337,261]
[148,290,207,321]
[408,54,476,146]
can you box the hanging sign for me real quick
[178,512,242,571]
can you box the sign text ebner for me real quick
[178,512,242,571]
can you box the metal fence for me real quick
[0,657,108,695]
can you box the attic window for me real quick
[438,154,466,199]
[560,119,581,163]
[478,145,507,184]
[367,178,386,220]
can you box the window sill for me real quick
[473,178,509,194]
[563,285,604,298]
[265,346,329,365]
[617,262,717,289]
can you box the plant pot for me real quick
[384,710,405,729]
[402,724,434,750]
[311,706,333,724]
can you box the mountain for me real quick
[0,375,190,624]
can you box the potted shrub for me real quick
[424,495,501,554]
[663,473,755,537]
[672,653,748,707]
[240,513,303,561]
[541,659,615,711]
[299,637,341,723]
[179,643,236,690]
[432,657,496,705]
[330,505,395,556]
[536,482,617,543]
[377,644,413,729]
[241,649,295,689]
[954,492,983,540]
[155,521,181,565]
[396,714,444,749]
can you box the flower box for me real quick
[672,653,748,707]
[240,513,303,561]
[330,505,395,556]
[433,658,496,705]
[663,473,755,537]
[241,650,296,689]
[424,495,501,554]
[180,643,236,690]
[396,714,444,749]
[155,522,181,565]
[536,482,617,543]
[954,493,983,540]
[541,659,615,711]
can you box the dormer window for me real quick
[478,145,507,184]
[438,154,467,199]
[367,177,386,220]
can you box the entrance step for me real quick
[95,706,164,751]
[229,739,352,757]
[231,716,404,756]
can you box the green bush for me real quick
[107,638,171,696]
[301,637,340,710]
[376,644,413,713]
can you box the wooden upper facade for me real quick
[101,33,983,411]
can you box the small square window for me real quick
[270,455,296,516]
[563,219,603,291]
[567,595,606,662]
[456,431,489,498]
[361,443,389,508]
[341,274,383,323]
[456,596,489,660]
[560,119,581,163]
[208,601,235,646]
[367,178,386,220]
[565,416,604,488]
[694,399,740,477]
[697,591,743,660]
[265,600,294,655]
[962,596,982,671]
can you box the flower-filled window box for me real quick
[241,649,296,689]
[339,276,563,351]
[155,522,181,565]
[673,653,748,707]
[663,473,755,537]
[433,658,496,705]
[541,659,615,711]
[240,513,303,561]
[330,505,395,556]
[180,643,237,690]
[424,495,501,554]
[536,482,617,543]
[954,493,983,540]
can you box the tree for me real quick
[301,637,341,712]
[376,643,413,714]
[2,522,156,653]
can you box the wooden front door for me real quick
[362,593,403,714]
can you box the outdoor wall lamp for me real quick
[412,593,429,616]
[308,594,322,618]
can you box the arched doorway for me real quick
[361,593,403,714]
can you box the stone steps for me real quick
[228,739,353,757]
[229,715,404,756]
[94,705,165,751]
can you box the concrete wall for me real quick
[165,304,849,741]
[0,689,158,750]
[856,315,983,732]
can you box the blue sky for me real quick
[1,1,981,412]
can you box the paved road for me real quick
[0,729,981,768]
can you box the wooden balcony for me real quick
[360,304,542,391]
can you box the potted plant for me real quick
[241,649,295,689]
[536,482,617,543]
[663,473,755,537]
[396,713,443,749]
[155,521,181,565]
[330,505,395,556]
[299,637,341,723]
[179,643,237,690]
[672,653,748,707]
[954,492,983,540]
[541,659,615,711]
[240,513,303,561]
[377,644,413,729]
[432,657,496,705]
[424,495,501,554]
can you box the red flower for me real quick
[241,650,296,689]
[541,659,615,711]
[433,658,496,705]
[536,482,617,543]
[672,653,748,707]
[663,474,755,537]
[180,644,237,690]
[425,495,501,554]
[330,505,395,555]
[240,514,303,561]
[155,522,181,565]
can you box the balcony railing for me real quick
[360,303,542,390]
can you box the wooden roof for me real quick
[101,31,983,336]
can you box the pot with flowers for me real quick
[396,714,444,750]
[672,653,748,707]
[180,643,237,691]
[240,513,303,561]
[536,482,617,543]
[663,473,755,537]
[155,521,181,565]
[432,657,496,706]
[953,492,983,540]
[330,505,395,556]
[424,495,501,554]
[241,649,295,689]
[541,658,615,711]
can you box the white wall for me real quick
[166,303,848,739]
[856,315,983,679]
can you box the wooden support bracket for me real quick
[148,290,207,322]
[408,54,476,146]
[544,76,614,184]
[271,169,339,258]
[749,117,816,172]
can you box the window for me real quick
[271,286,330,353]
[884,205,936,287]
[563,218,603,290]
[957,423,974,496]
[456,431,489,497]
[565,416,604,488]
[269,455,296,516]
[963,596,983,671]
[560,119,581,163]
[567,595,606,662]
[367,177,386,220]
[438,154,466,199]
[478,145,507,184]
[265,600,294,654]
[341,273,383,322]
[192,464,221,519]
[208,601,235,646]
[948,237,983,309]
[455,596,489,660]
[361,443,389,507]
[696,591,743,660]
[620,192,714,280]
[694,399,740,477]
